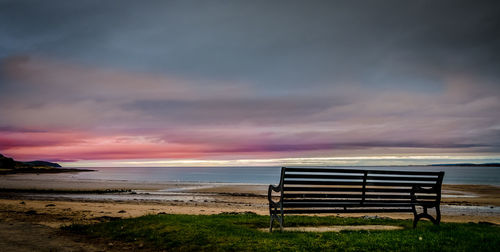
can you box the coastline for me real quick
[0,167,95,175]
[0,175,499,226]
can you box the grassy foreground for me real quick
[65,213,500,251]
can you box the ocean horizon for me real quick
[19,165,500,186]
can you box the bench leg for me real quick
[269,215,274,232]
[280,213,284,231]
[413,206,440,228]
[269,213,284,232]
[435,205,441,224]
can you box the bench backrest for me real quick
[279,167,444,214]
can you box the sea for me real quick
[4,166,499,215]
[40,165,500,185]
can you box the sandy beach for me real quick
[0,174,499,250]
[1,174,499,225]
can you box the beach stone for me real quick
[479,221,497,226]
[362,215,392,220]
[25,210,37,215]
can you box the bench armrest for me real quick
[411,185,439,205]
[268,184,282,206]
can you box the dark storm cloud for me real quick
[1,0,500,92]
[124,97,345,124]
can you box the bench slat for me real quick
[284,187,420,193]
[367,176,438,181]
[283,193,437,199]
[365,187,434,193]
[284,180,436,187]
[285,167,441,176]
[284,181,364,186]
[367,170,441,176]
[282,202,433,208]
[283,199,435,204]
[284,174,364,180]
[284,193,363,198]
[272,209,414,214]
[285,168,367,173]
[367,181,436,187]
[283,187,363,192]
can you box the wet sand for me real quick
[0,176,499,224]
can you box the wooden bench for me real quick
[268,167,444,231]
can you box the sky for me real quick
[1,1,500,167]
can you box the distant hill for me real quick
[0,153,61,169]
[429,163,500,167]
[23,160,62,168]
[0,154,15,168]
[0,153,93,174]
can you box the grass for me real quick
[65,213,500,251]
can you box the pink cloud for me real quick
[1,56,499,163]
[0,131,86,149]
[1,132,206,161]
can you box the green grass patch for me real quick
[65,213,500,251]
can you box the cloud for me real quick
[1,1,499,89]
[0,130,85,150]
[0,56,246,129]
[1,56,242,101]
[1,132,206,161]
[124,97,344,125]
[1,1,499,163]
[1,55,500,163]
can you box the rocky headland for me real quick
[0,153,93,174]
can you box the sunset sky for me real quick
[1,1,500,167]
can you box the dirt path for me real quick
[0,221,110,252]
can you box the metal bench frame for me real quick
[268,167,444,231]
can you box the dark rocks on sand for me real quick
[362,215,393,220]
[220,211,257,215]
[25,210,37,215]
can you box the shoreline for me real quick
[1,174,499,206]
[0,180,499,225]
[1,172,499,189]
[1,173,499,232]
